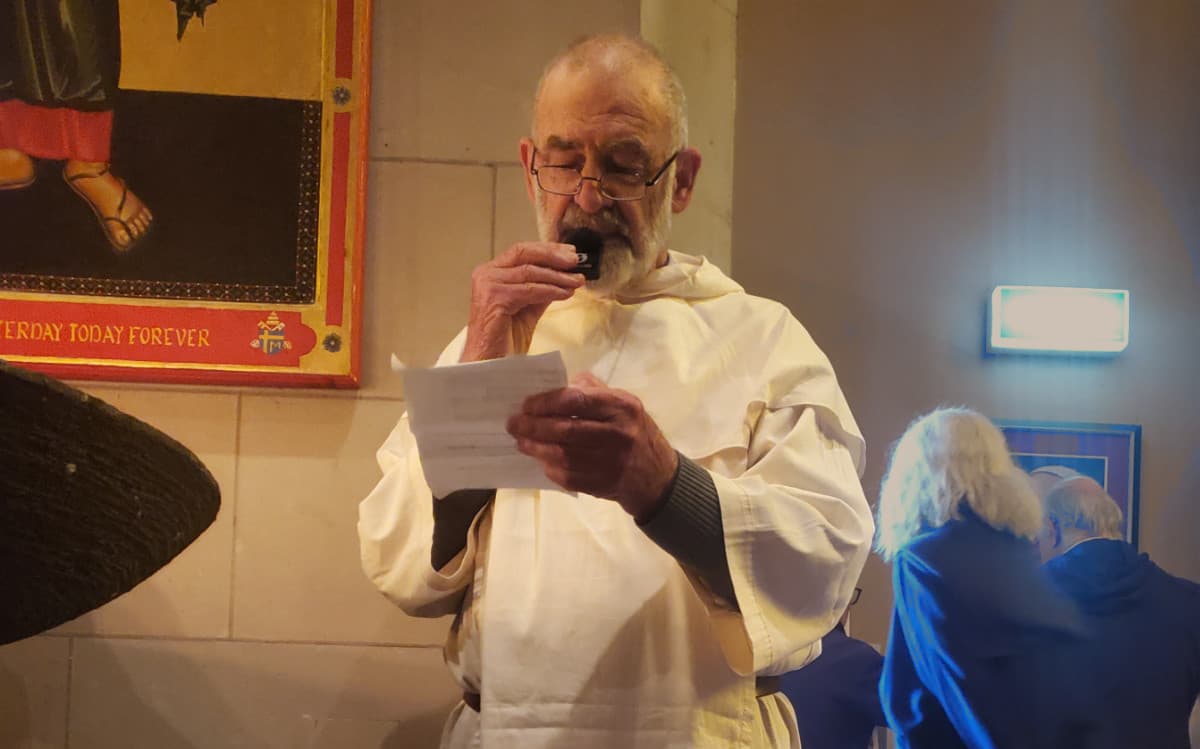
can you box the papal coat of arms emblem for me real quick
[250,311,293,356]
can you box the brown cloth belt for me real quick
[463,689,481,712]
[755,675,781,698]
[462,676,782,713]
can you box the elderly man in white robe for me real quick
[358,34,873,749]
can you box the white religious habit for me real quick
[359,251,874,749]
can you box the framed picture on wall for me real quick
[0,0,372,387]
[997,420,1142,547]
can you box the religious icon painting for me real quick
[0,0,371,386]
[997,420,1143,547]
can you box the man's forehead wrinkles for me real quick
[537,109,658,152]
[534,73,667,145]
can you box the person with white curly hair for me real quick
[875,407,1099,749]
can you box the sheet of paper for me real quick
[400,351,568,497]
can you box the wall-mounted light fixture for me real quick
[987,285,1130,355]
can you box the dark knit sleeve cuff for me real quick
[430,489,494,570]
[637,453,738,608]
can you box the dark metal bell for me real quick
[0,359,221,645]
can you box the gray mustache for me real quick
[561,206,627,236]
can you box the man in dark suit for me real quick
[1032,466,1200,749]
[781,585,886,749]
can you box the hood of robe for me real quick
[1045,539,1153,615]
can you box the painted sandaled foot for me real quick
[0,149,35,190]
[64,162,154,253]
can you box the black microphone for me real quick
[564,227,604,280]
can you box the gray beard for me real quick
[535,182,673,298]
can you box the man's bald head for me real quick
[1029,465,1074,501]
[533,34,688,150]
[1033,467,1126,542]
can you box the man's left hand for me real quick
[507,372,678,520]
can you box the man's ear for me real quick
[519,138,537,204]
[671,147,702,213]
[1050,517,1063,549]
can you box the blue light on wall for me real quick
[987,285,1130,355]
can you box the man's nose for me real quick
[573,175,611,213]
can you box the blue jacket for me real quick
[782,624,885,749]
[880,511,1097,748]
[1043,539,1200,748]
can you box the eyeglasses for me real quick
[530,148,680,202]
[850,587,862,606]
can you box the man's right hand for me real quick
[461,242,585,362]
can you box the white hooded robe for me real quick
[359,252,874,748]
